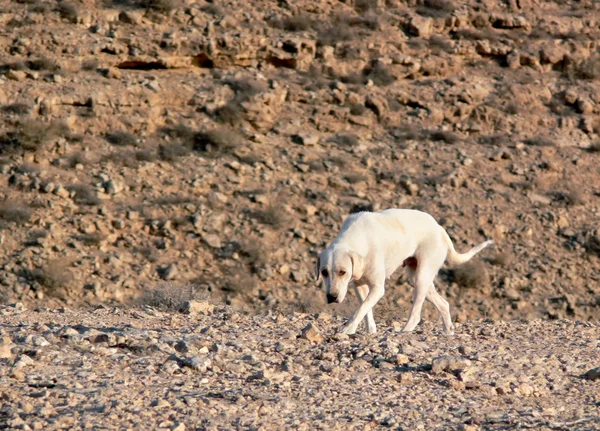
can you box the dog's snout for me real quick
[326,293,338,304]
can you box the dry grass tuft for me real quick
[0,202,32,227]
[139,282,206,312]
[450,260,489,288]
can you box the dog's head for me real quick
[314,248,365,304]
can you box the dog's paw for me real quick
[339,324,356,335]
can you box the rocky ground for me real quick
[0,0,598,322]
[0,302,599,430]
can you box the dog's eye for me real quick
[321,269,329,278]
[339,270,346,276]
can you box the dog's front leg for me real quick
[341,276,385,335]
[353,283,376,334]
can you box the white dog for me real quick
[315,209,492,335]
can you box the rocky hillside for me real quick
[1,303,599,430]
[0,0,598,323]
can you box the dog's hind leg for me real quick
[426,283,454,335]
[401,275,431,333]
[402,248,446,334]
[354,283,376,334]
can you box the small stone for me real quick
[119,10,143,24]
[6,70,26,81]
[53,185,70,199]
[101,67,122,79]
[506,50,520,69]
[576,97,593,114]
[584,366,600,380]
[183,300,214,315]
[202,234,221,249]
[398,373,414,385]
[152,399,171,408]
[299,323,324,343]
[393,354,410,365]
[505,288,521,301]
[103,179,124,195]
[184,356,212,372]
[406,16,433,37]
[32,336,49,347]
[517,382,534,396]
[293,133,319,146]
[10,368,25,381]
[431,355,471,375]
[172,423,186,431]
[529,193,551,205]
[557,216,569,229]
[0,336,13,359]
[157,264,178,281]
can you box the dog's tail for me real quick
[441,228,493,266]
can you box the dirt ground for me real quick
[1,303,599,430]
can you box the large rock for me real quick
[431,355,472,375]
[183,300,215,315]
[299,322,324,343]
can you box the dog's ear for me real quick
[314,253,321,282]
[348,251,365,280]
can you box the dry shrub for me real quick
[269,14,314,32]
[66,152,91,168]
[136,246,158,263]
[105,131,138,147]
[450,260,489,289]
[588,141,600,153]
[429,35,454,54]
[524,137,556,147]
[67,184,101,206]
[2,103,30,115]
[317,15,357,46]
[239,241,268,273]
[220,266,257,298]
[349,103,366,116]
[81,59,99,71]
[561,185,585,206]
[139,282,205,312]
[214,102,245,126]
[429,130,460,144]
[390,125,422,142]
[505,102,520,115]
[416,0,456,17]
[0,120,69,154]
[365,63,395,87]
[27,259,74,294]
[490,252,510,267]
[57,2,78,22]
[101,0,183,12]
[75,232,105,246]
[330,133,359,147]
[27,56,60,72]
[250,205,287,229]
[215,78,267,126]
[451,28,500,42]
[155,194,195,206]
[201,4,223,16]
[344,173,368,184]
[568,55,600,80]
[157,124,242,160]
[0,202,32,227]
[158,142,191,162]
[135,149,156,162]
[194,128,243,155]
